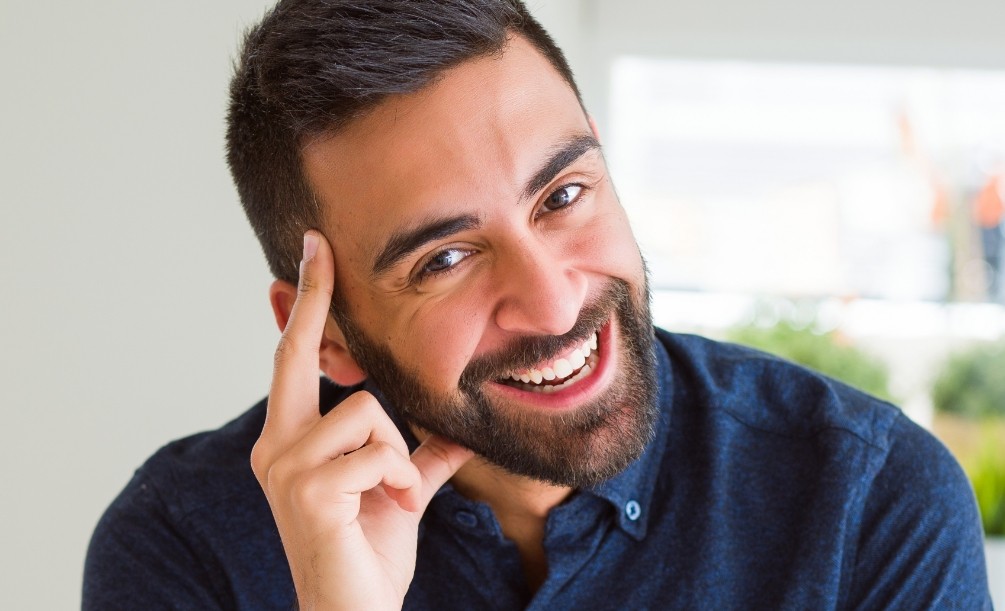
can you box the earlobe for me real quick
[319,316,367,386]
[267,279,367,387]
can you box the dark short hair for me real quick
[226,0,582,283]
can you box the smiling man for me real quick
[83,1,991,609]
[296,37,659,493]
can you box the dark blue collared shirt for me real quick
[84,330,992,609]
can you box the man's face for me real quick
[303,36,658,487]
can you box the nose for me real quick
[492,239,588,337]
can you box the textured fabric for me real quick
[83,330,992,610]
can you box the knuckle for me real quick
[290,472,322,508]
[249,441,269,481]
[330,391,372,422]
[297,273,316,296]
[370,440,397,462]
[297,270,333,300]
[272,335,301,368]
[350,391,388,421]
[266,454,297,493]
[339,389,368,409]
[289,469,350,512]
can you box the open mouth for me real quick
[497,330,601,394]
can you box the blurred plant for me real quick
[931,341,1005,535]
[726,319,894,402]
[965,434,1005,536]
[931,341,1005,419]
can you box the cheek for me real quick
[571,207,645,281]
[386,293,490,389]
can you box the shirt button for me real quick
[625,500,642,521]
[454,510,478,528]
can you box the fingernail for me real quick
[303,232,319,262]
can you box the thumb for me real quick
[409,435,474,512]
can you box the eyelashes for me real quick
[415,247,474,280]
[542,184,583,212]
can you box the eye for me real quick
[543,184,583,211]
[418,248,470,278]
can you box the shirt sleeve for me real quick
[846,413,992,610]
[83,471,227,611]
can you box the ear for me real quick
[587,114,603,143]
[268,279,367,387]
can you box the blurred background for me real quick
[1,0,1003,607]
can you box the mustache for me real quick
[458,280,631,391]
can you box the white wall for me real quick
[2,0,1004,608]
[0,2,278,608]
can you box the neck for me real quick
[450,457,572,594]
[450,456,572,522]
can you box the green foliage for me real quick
[727,321,894,402]
[932,342,1005,419]
[965,433,1005,536]
[931,342,1005,534]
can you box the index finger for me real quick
[267,230,336,435]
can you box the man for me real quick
[84,0,991,608]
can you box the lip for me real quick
[486,319,618,412]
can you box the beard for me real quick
[330,277,659,488]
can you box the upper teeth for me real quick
[507,332,599,385]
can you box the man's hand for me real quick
[250,230,473,611]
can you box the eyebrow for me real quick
[370,132,601,279]
[522,133,601,201]
[371,214,482,278]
